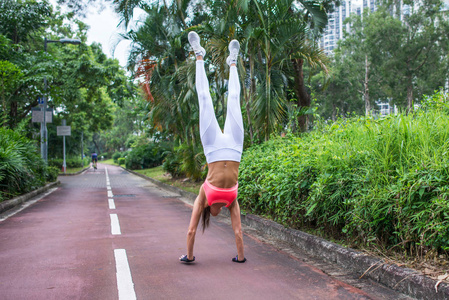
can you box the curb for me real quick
[124,167,448,300]
[242,214,449,300]
[58,167,90,176]
[0,181,60,215]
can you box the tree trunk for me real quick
[92,135,101,155]
[364,55,370,116]
[406,77,413,114]
[9,100,17,128]
[1,80,7,127]
[332,101,337,122]
[292,58,311,132]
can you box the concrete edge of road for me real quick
[58,166,90,176]
[0,181,60,215]
[124,166,448,300]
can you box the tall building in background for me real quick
[320,0,449,115]
[321,0,449,54]
[320,0,378,54]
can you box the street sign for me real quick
[38,97,44,105]
[32,108,53,123]
[57,126,71,136]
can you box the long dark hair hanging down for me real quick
[201,206,210,232]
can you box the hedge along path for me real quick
[238,92,449,256]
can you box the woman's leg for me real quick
[189,31,221,148]
[223,49,244,146]
[196,61,222,148]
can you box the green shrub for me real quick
[46,166,60,182]
[239,91,449,254]
[0,128,46,201]
[48,157,84,168]
[125,142,170,170]
[66,158,83,168]
[162,150,182,178]
[48,158,63,168]
[162,142,207,180]
[118,157,125,165]
[112,152,122,163]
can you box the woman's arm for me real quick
[229,200,245,260]
[186,187,206,260]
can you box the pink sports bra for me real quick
[202,180,238,208]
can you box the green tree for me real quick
[0,0,52,45]
[371,0,449,112]
[0,0,136,157]
[0,60,23,126]
[330,10,387,116]
[315,0,449,119]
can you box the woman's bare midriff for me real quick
[206,160,240,188]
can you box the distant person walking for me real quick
[179,31,246,264]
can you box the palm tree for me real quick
[114,0,334,142]
[241,0,330,137]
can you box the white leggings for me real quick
[196,60,244,163]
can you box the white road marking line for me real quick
[114,249,137,300]
[107,186,111,190]
[110,214,121,235]
[109,198,116,209]
[108,190,114,198]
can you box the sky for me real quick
[50,1,144,67]
[81,4,130,67]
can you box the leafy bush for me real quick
[48,158,63,168]
[239,91,449,254]
[118,157,125,165]
[46,166,60,182]
[162,142,207,181]
[125,142,170,170]
[0,128,46,201]
[162,150,182,178]
[112,152,122,163]
[113,151,128,163]
[48,157,85,168]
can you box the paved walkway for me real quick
[0,164,403,299]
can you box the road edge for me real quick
[58,166,90,176]
[0,181,60,214]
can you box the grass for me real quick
[62,166,87,174]
[101,158,119,166]
[134,166,202,195]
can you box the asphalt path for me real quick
[0,164,390,300]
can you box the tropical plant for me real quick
[109,0,335,177]
[0,128,47,201]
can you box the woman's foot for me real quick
[188,31,206,57]
[179,254,195,263]
[226,39,240,66]
[232,255,246,263]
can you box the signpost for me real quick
[57,120,71,173]
[32,107,53,123]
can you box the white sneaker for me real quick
[188,31,206,57]
[226,39,240,66]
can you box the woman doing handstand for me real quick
[179,31,246,263]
